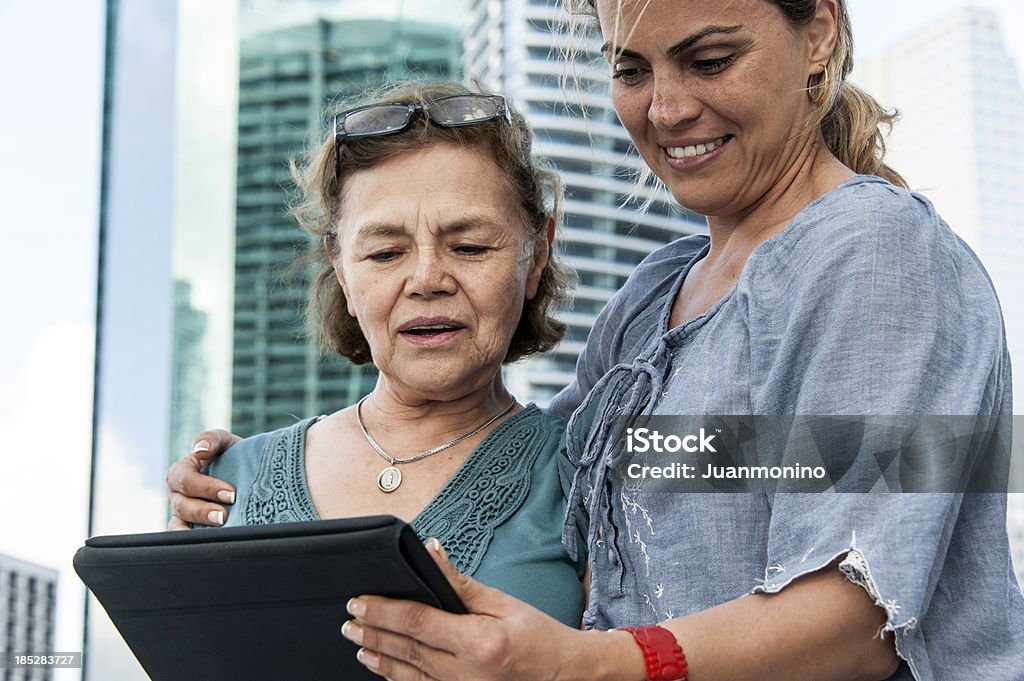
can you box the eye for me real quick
[454,245,488,256]
[611,62,648,86]
[692,55,734,75]
[368,249,402,263]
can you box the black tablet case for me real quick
[74,515,466,681]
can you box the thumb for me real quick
[425,538,502,612]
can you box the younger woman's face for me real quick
[596,0,831,217]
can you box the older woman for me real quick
[335,1,1023,680]
[170,80,585,626]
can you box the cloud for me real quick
[0,322,94,675]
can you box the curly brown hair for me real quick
[289,81,575,365]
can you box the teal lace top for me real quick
[207,404,586,626]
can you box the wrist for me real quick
[567,628,646,681]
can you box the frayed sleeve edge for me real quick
[750,545,922,681]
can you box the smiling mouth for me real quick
[664,135,732,159]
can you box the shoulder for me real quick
[209,419,315,476]
[741,177,1009,413]
[531,407,567,436]
[491,405,566,449]
[206,418,320,525]
[753,176,999,307]
[773,176,979,265]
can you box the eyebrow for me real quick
[601,24,743,60]
[354,216,504,240]
[441,217,505,234]
[355,223,407,240]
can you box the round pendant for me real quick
[377,466,402,493]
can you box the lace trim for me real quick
[244,417,320,525]
[241,407,552,577]
[413,405,548,576]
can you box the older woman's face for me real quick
[597,0,831,217]
[332,144,547,402]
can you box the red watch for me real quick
[618,625,688,681]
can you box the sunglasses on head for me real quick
[333,94,511,178]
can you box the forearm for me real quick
[570,562,898,681]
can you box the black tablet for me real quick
[74,515,466,681]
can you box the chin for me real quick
[401,374,475,401]
[669,193,723,218]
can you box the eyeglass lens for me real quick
[428,96,499,124]
[342,105,414,136]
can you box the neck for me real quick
[362,375,516,447]
[702,141,854,272]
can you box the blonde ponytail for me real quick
[807,0,907,187]
[821,82,907,187]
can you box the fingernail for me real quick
[193,439,211,454]
[356,648,379,670]
[208,510,225,526]
[341,620,363,644]
[347,597,366,617]
[427,537,448,561]
[217,489,236,504]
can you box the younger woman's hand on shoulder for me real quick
[166,429,241,530]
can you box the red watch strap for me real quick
[619,625,688,681]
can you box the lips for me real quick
[663,135,732,159]
[398,317,466,337]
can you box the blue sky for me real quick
[1,0,1022,676]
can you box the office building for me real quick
[169,280,208,464]
[463,0,706,402]
[1,555,57,681]
[230,15,463,435]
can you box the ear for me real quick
[325,235,357,318]
[806,0,839,71]
[525,216,554,301]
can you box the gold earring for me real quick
[809,64,830,106]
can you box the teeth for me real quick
[666,136,727,159]
[405,324,458,334]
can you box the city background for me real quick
[1,0,1023,678]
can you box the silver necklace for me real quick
[356,395,517,493]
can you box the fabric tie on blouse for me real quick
[563,342,671,595]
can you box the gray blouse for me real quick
[550,176,1024,680]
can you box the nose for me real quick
[405,249,456,299]
[648,75,701,130]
